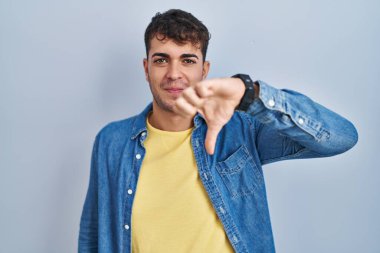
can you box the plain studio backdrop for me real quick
[0,0,379,252]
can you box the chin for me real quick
[153,98,176,113]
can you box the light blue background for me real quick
[1,0,379,252]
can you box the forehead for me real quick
[148,36,202,58]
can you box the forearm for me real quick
[246,80,358,164]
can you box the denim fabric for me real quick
[78,80,358,253]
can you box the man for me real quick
[79,9,358,253]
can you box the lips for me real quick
[165,88,184,94]
[162,81,187,95]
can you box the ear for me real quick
[202,61,210,80]
[143,58,149,82]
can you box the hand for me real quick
[174,77,245,155]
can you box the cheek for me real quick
[149,67,166,81]
[188,67,204,80]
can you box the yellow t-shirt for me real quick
[131,116,234,253]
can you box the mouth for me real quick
[164,88,185,94]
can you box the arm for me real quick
[174,77,358,157]
[78,135,99,252]
[247,80,358,165]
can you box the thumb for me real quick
[204,124,222,155]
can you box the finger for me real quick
[182,87,204,108]
[204,124,223,155]
[195,80,214,98]
[174,96,197,116]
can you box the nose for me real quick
[166,61,182,80]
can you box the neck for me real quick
[148,102,194,131]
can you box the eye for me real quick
[183,59,196,64]
[153,58,168,64]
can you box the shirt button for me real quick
[127,189,133,195]
[136,154,141,160]
[124,224,130,230]
[268,99,275,107]
[141,132,146,137]
[298,118,304,125]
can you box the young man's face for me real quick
[143,35,210,113]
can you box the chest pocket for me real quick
[216,145,263,198]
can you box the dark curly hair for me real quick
[144,9,211,62]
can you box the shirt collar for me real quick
[130,103,152,140]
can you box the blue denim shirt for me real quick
[78,80,358,253]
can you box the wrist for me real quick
[235,78,246,108]
[232,74,256,111]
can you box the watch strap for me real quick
[232,74,256,111]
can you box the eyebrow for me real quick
[151,53,199,59]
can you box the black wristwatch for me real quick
[232,74,256,111]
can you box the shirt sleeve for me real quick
[246,80,358,165]
[78,135,99,252]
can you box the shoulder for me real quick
[95,115,138,146]
[225,110,256,130]
[216,111,257,142]
[94,103,152,146]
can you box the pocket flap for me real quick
[217,145,251,174]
